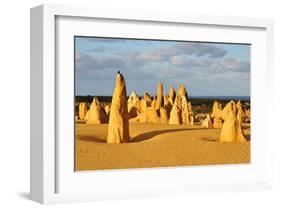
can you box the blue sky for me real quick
[75,37,250,97]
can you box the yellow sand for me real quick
[75,122,250,171]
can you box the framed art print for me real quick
[30,4,274,204]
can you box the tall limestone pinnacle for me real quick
[107,72,130,143]
[236,100,245,125]
[169,86,176,105]
[79,102,88,120]
[220,101,246,142]
[155,81,163,111]
[169,96,181,125]
[211,101,223,128]
[178,84,188,99]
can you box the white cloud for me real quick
[88,46,106,52]
[169,55,212,67]
[76,54,125,70]
[212,58,249,72]
[169,55,249,73]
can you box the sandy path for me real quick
[75,123,250,171]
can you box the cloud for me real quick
[173,42,227,58]
[86,37,128,44]
[75,53,155,82]
[76,54,125,71]
[169,55,249,73]
[88,46,106,52]
[132,42,226,62]
[170,55,212,67]
[85,38,226,59]
[212,58,249,72]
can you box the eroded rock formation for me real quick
[160,107,169,124]
[79,102,88,120]
[168,85,193,126]
[181,96,192,126]
[155,81,163,111]
[143,92,152,103]
[178,84,188,99]
[86,97,108,125]
[220,101,246,142]
[236,100,245,125]
[127,90,141,118]
[107,73,130,143]
[211,101,223,128]
[130,108,161,123]
[201,114,213,128]
[169,86,176,105]
[169,96,181,125]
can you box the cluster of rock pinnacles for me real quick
[78,72,250,143]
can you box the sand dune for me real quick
[75,122,250,171]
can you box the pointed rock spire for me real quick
[169,86,176,105]
[107,73,130,143]
[86,97,108,124]
[79,102,88,120]
[155,81,163,111]
[220,101,246,142]
[181,96,192,126]
[236,100,245,124]
[178,84,188,99]
[169,96,181,125]
[212,101,223,128]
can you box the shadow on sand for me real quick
[79,136,106,143]
[131,128,205,142]
[199,137,218,142]
[78,128,206,143]
[77,127,245,144]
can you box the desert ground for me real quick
[75,121,250,171]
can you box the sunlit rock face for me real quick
[169,96,181,125]
[211,101,223,128]
[177,84,188,99]
[79,102,88,120]
[220,101,246,142]
[155,81,163,111]
[107,73,130,143]
[202,114,213,128]
[160,107,169,124]
[131,108,161,124]
[236,100,245,125]
[169,86,176,105]
[168,84,193,126]
[127,90,141,119]
[86,97,108,125]
[181,97,193,126]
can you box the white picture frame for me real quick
[30,4,274,204]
